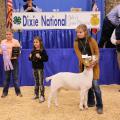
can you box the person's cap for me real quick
[23,0,34,2]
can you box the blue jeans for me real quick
[117,51,120,69]
[88,80,103,109]
[2,59,21,95]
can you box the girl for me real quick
[29,36,48,103]
[0,29,22,98]
[74,24,103,114]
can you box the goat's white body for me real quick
[46,68,93,110]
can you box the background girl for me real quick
[29,36,48,103]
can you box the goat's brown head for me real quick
[82,55,97,68]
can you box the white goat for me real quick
[46,55,96,110]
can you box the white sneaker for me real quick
[39,96,45,103]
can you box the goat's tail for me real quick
[45,75,54,82]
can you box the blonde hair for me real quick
[76,24,89,38]
[6,28,14,33]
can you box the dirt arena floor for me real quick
[0,85,120,120]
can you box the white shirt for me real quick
[111,30,117,45]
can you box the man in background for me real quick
[111,25,120,92]
[99,4,120,48]
[20,0,41,12]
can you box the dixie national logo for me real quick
[13,16,21,25]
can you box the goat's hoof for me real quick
[55,104,59,107]
[80,108,84,111]
[79,107,84,111]
[48,104,50,108]
[84,106,88,110]
[84,105,88,109]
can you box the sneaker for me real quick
[17,93,23,97]
[32,96,39,100]
[39,96,45,103]
[1,94,7,98]
[97,108,103,114]
[88,104,95,107]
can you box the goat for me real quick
[46,55,96,110]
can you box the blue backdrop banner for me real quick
[0,49,120,86]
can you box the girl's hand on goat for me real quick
[91,60,97,66]
[86,60,96,70]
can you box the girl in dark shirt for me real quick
[29,36,48,103]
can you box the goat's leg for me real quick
[48,88,59,108]
[79,90,85,110]
[54,91,58,107]
[48,86,56,108]
[83,89,88,109]
[48,91,53,108]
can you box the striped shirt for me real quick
[107,4,120,26]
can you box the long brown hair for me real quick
[33,36,44,50]
[75,24,89,39]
